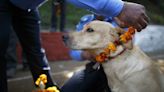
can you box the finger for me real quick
[134,24,142,32]
[139,18,148,29]
[142,13,150,23]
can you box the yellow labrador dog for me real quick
[65,20,164,92]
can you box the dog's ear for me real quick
[122,40,133,50]
[114,27,126,35]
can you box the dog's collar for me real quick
[95,27,136,63]
[107,46,126,60]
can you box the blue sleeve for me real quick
[69,50,84,61]
[67,0,124,17]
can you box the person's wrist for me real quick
[103,0,124,17]
[115,1,125,17]
[115,2,128,27]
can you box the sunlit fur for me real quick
[66,20,164,92]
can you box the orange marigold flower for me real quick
[46,86,60,92]
[39,74,47,84]
[96,55,105,63]
[104,48,110,54]
[120,37,127,43]
[124,32,132,40]
[120,34,125,39]
[35,74,47,86]
[108,43,116,52]
[124,32,131,37]
[100,52,107,59]
[35,79,41,86]
[120,35,127,43]
[128,27,135,34]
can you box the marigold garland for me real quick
[47,86,60,92]
[34,74,60,92]
[35,74,47,86]
[95,27,136,63]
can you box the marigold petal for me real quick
[128,27,135,34]
[108,43,116,51]
[96,55,105,63]
[46,86,60,92]
[104,48,110,54]
[120,37,127,43]
[35,79,40,86]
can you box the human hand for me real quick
[115,2,149,32]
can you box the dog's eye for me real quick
[86,28,94,32]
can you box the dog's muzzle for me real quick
[62,32,69,45]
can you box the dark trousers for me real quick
[6,29,18,70]
[0,1,55,92]
[61,62,111,92]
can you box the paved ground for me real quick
[8,60,88,92]
[8,59,164,92]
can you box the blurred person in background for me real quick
[5,29,18,78]
[6,29,29,78]
[51,0,66,32]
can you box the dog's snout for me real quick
[62,34,69,41]
[62,32,69,44]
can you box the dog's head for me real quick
[64,20,132,54]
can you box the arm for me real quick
[67,0,149,31]
[69,50,83,61]
[67,0,124,17]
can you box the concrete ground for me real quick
[8,59,164,92]
[8,60,88,92]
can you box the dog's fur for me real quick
[65,20,164,92]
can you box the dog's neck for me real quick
[108,45,126,58]
[107,47,132,62]
[102,46,151,89]
[90,45,126,60]
[101,46,162,92]
[102,46,152,77]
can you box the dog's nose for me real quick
[62,32,69,43]
[62,33,69,40]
